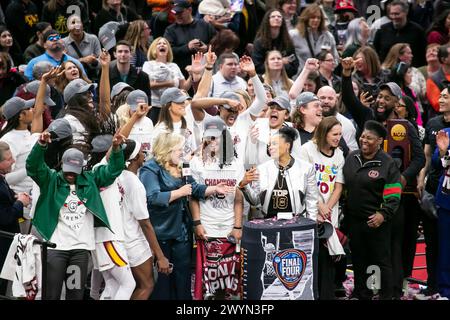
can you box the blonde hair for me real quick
[264,50,293,93]
[147,37,174,62]
[381,43,410,70]
[124,20,149,53]
[152,133,185,170]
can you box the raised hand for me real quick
[239,55,256,77]
[205,45,217,67]
[112,129,126,149]
[304,58,320,72]
[42,66,63,82]
[437,130,450,156]
[134,103,151,118]
[99,48,111,67]
[38,131,52,145]
[190,51,204,75]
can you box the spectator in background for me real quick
[278,0,298,31]
[382,43,427,107]
[0,52,27,107]
[142,37,190,124]
[63,15,102,82]
[42,0,90,37]
[5,0,39,53]
[252,8,299,78]
[147,0,175,39]
[289,4,338,76]
[331,0,359,53]
[0,26,24,66]
[317,50,341,93]
[24,22,53,63]
[418,43,441,80]
[426,9,450,45]
[263,50,293,97]
[55,60,92,96]
[0,141,31,296]
[210,53,247,98]
[164,0,216,78]
[342,17,370,58]
[209,29,240,65]
[352,46,389,95]
[93,0,140,35]
[124,20,151,70]
[24,29,86,80]
[427,44,450,113]
[373,0,426,67]
[107,40,151,105]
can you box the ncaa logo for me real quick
[368,170,379,179]
[273,249,307,290]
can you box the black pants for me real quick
[46,249,90,300]
[318,242,336,300]
[402,193,439,293]
[391,201,405,298]
[347,215,393,300]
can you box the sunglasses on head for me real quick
[48,35,61,42]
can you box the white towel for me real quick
[0,234,42,300]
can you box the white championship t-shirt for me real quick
[129,116,154,156]
[190,156,245,238]
[50,185,95,250]
[118,170,149,247]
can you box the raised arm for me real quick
[119,104,151,138]
[98,49,112,120]
[240,56,267,121]
[289,58,319,100]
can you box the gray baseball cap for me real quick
[160,87,189,106]
[62,148,85,174]
[99,21,120,51]
[380,82,402,100]
[111,82,134,100]
[219,91,241,110]
[2,97,35,120]
[91,134,113,153]
[203,116,226,138]
[268,94,291,113]
[64,79,97,104]
[126,89,148,112]
[25,80,56,106]
[47,118,72,142]
[295,91,320,107]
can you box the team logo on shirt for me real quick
[272,249,307,290]
[368,170,379,179]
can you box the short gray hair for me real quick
[0,141,10,162]
[32,61,53,80]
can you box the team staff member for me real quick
[343,120,402,300]
[239,126,318,220]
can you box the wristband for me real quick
[193,220,202,226]
[233,226,242,230]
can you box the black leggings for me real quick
[46,249,90,300]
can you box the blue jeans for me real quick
[150,238,192,300]
[438,208,450,298]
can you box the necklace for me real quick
[277,167,286,189]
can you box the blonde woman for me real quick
[139,132,228,299]
[124,20,151,69]
[142,37,191,122]
[263,50,293,97]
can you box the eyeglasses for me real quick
[47,35,61,42]
[396,103,407,108]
